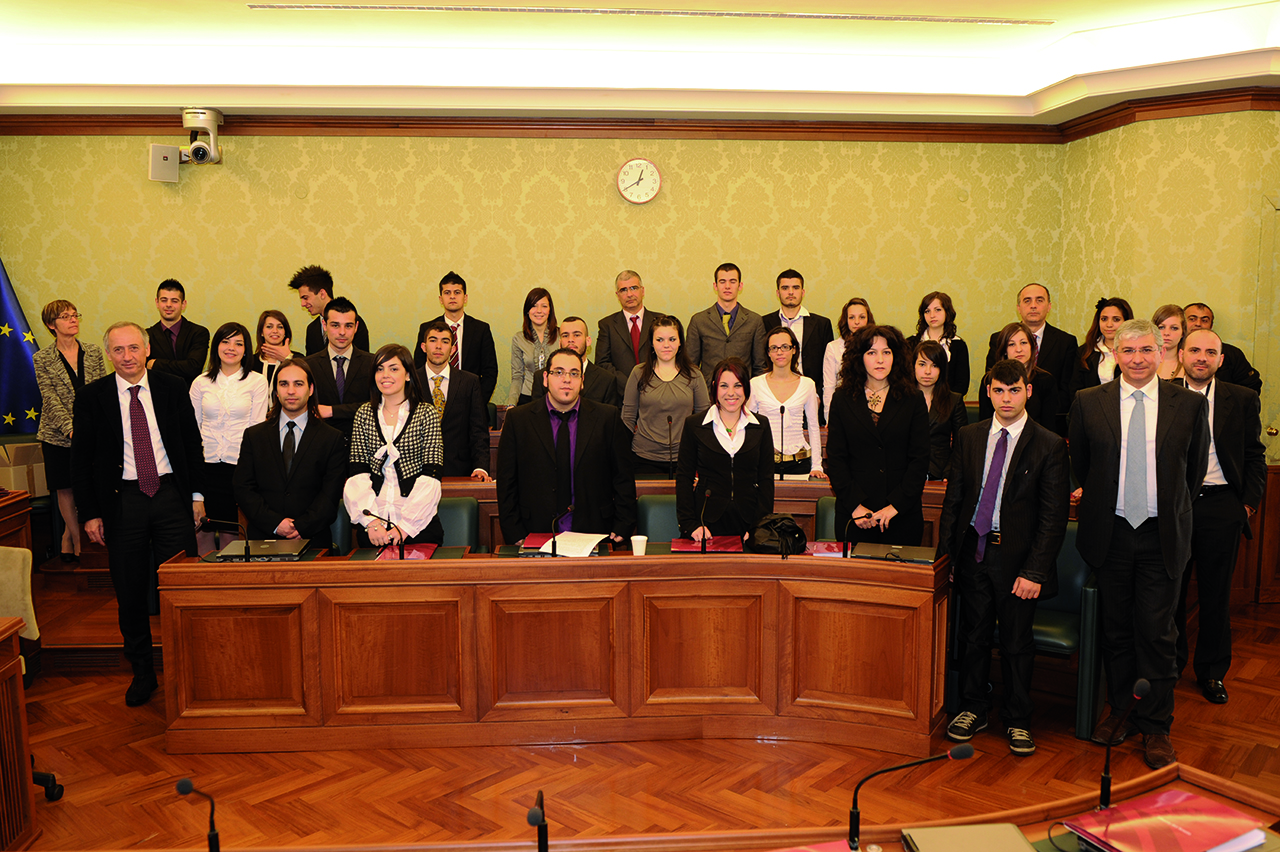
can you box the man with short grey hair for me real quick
[596,270,663,396]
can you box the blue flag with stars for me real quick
[0,258,41,435]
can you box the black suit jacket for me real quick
[426,367,491,477]
[1174,378,1267,534]
[1068,347,1120,400]
[1218,342,1262,393]
[937,418,1070,597]
[71,371,205,527]
[826,388,931,545]
[987,322,1077,430]
[147,319,210,383]
[304,348,374,440]
[763,312,835,422]
[233,415,346,543]
[926,391,969,480]
[304,315,371,357]
[530,361,621,408]
[596,309,665,396]
[413,315,499,403]
[1069,380,1210,577]
[674,414,774,536]
[495,397,637,543]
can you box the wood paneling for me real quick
[0,620,34,852]
[0,493,31,553]
[1257,466,1280,603]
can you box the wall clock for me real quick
[617,157,661,204]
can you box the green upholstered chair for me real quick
[815,496,837,541]
[637,494,681,542]
[438,496,480,550]
[329,502,353,556]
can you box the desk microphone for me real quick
[361,509,405,560]
[201,517,250,560]
[778,405,786,481]
[176,778,220,852]
[842,514,872,557]
[847,744,973,850]
[667,415,674,479]
[527,790,548,852]
[698,488,712,553]
[1100,678,1150,809]
[549,505,574,557]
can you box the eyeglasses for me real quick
[57,312,82,321]
[547,369,582,380]
[617,285,641,294]
[1117,347,1160,357]
[768,345,793,353]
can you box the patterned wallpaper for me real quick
[0,115,1274,424]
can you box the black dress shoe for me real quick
[125,670,158,707]
[60,552,76,563]
[1198,679,1229,704]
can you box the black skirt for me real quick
[41,441,73,492]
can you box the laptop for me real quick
[851,542,937,564]
[214,539,311,562]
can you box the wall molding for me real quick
[2,86,1278,143]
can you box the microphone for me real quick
[527,790,548,852]
[778,405,786,481]
[848,744,973,850]
[1100,678,1150,809]
[842,514,872,557]
[699,488,712,553]
[549,505,574,557]
[201,516,249,560]
[667,415,674,479]
[176,778,220,852]
[362,508,405,560]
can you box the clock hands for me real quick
[626,169,645,189]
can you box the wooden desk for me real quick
[0,492,31,552]
[160,551,950,757]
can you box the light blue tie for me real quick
[1124,389,1148,528]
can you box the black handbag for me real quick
[745,513,807,558]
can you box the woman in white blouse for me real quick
[344,344,445,548]
[822,297,875,423]
[189,321,269,553]
[1069,297,1132,399]
[750,327,825,479]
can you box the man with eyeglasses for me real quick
[595,270,664,396]
[1068,319,1210,770]
[530,316,620,406]
[496,348,636,547]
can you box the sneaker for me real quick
[946,711,987,742]
[1008,727,1036,756]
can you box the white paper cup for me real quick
[631,535,648,556]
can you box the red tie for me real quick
[630,315,641,364]
[129,386,161,497]
[450,324,461,370]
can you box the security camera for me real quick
[182,107,223,165]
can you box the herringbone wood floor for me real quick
[23,569,1280,850]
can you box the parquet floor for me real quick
[22,566,1280,850]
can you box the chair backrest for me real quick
[438,497,480,550]
[637,494,681,542]
[815,496,837,541]
[330,504,353,556]
[1040,520,1088,614]
[0,547,38,641]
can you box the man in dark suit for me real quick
[686,262,769,387]
[413,271,499,403]
[419,320,492,480]
[938,359,1069,756]
[304,296,374,442]
[145,279,209,382]
[1173,329,1267,705]
[762,269,834,424]
[595,270,663,396]
[1069,319,1210,769]
[986,283,1077,433]
[72,321,205,707]
[530,317,621,407]
[496,348,636,546]
[288,265,371,356]
[233,358,346,548]
[1183,302,1262,393]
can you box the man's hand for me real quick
[1012,577,1041,600]
[275,518,300,539]
[317,404,333,419]
[471,469,493,483]
[85,518,106,546]
[853,505,875,530]
[193,500,206,529]
[1070,486,1082,505]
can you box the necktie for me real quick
[972,428,1008,562]
[128,386,161,498]
[334,355,347,400]
[282,421,296,475]
[168,325,178,354]
[432,375,446,414]
[450,324,460,370]
[630,315,641,364]
[553,409,573,529]
[721,311,732,336]
[1125,390,1148,528]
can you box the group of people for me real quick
[31,265,1266,777]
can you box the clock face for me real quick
[617,158,661,204]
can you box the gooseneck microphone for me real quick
[848,744,973,850]
[176,778,220,852]
[842,514,872,558]
[777,404,786,481]
[667,415,674,479]
[527,789,548,852]
[1100,678,1150,809]
[698,488,712,553]
[362,508,405,560]
[549,505,574,557]
[201,516,250,560]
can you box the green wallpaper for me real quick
[0,116,1274,425]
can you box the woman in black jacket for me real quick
[1069,297,1132,399]
[977,322,1062,435]
[914,340,968,480]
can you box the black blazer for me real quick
[414,315,499,403]
[1068,347,1120,400]
[147,319,210,383]
[826,388,930,545]
[937,418,1070,597]
[495,397,637,543]
[596,309,665,396]
[987,322,1077,430]
[674,414,774,536]
[763,312,835,421]
[427,367,491,477]
[304,315,371,357]
[1069,380,1210,577]
[530,361,621,408]
[926,391,969,480]
[1173,378,1267,534]
[304,348,374,440]
[976,366,1062,436]
[233,415,346,543]
[71,371,205,526]
[1218,342,1262,394]
[245,350,306,389]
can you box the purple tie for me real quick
[334,355,347,400]
[128,386,161,497]
[972,428,1008,563]
[168,325,178,353]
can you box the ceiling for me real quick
[2,0,1279,121]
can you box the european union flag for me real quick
[0,258,41,435]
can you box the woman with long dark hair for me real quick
[507,287,557,406]
[914,290,970,396]
[750,326,824,479]
[915,340,968,480]
[821,297,874,422]
[827,325,929,546]
[977,322,1060,433]
[621,315,710,477]
[1070,297,1133,397]
[248,309,304,387]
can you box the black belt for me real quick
[969,527,1000,546]
[1198,484,1233,498]
[121,473,177,489]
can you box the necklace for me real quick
[866,384,888,409]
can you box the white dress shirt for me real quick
[189,369,270,464]
[821,338,846,423]
[1191,379,1228,487]
[445,315,466,369]
[279,410,309,449]
[1115,377,1160,520]
[116,371,203,501]
[777,306,809,358]
[972,411,1028,532]
[748,374,822,474]
[704,406,759,457]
